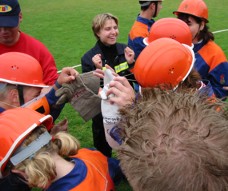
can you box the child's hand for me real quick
[107,76,135,107]
[57,67,78,85]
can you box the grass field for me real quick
[19,0,228,190]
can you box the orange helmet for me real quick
[133,38,195,88]
[0,108,53,178]
[143,18,193,47]
[173,0,208,22]
[0,52,48,88]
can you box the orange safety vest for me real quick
[69,148,115,191]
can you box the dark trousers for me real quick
[92,113,112,157]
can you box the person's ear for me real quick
[149,2,155,10]
[9,89,20,105]
[11,169,28,181]
[19,12,23,23]
[96,31,100,39]
[199,21,205,31]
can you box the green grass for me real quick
[18,0,228,190]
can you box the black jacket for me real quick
[81,41,135,87]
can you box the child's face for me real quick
[179,15,205,44]
[23,86,42,103]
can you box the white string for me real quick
[57,64,81,73]
[213,29,228,34]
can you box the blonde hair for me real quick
[92,13,118,40]
[118,88,228,191]
[14,127,80,188]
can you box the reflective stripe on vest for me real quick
[102,62,129,74]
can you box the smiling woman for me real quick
[80,12,136,160]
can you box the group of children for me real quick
[0,0,228,191]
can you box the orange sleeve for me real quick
[198,41,227,72]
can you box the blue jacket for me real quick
[128,15,155,59]
[193,40,228,98]
[45,87,64,121]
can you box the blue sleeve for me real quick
[194,53,210,79]
[45,88,64,121]
[194,54,228,98]
[108,158,124,186]
[128,36,146,59]
[209,62,228,98]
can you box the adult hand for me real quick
[93,64,116,79]
[124,47,135,65]
[92,54,102,69]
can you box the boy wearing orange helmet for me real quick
[0,52,77,120]
[0,108,122,191]
[173,0,228,99]
[133,38,195,89]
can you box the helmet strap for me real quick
[153,2,158,18]
[17,85,25,106]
